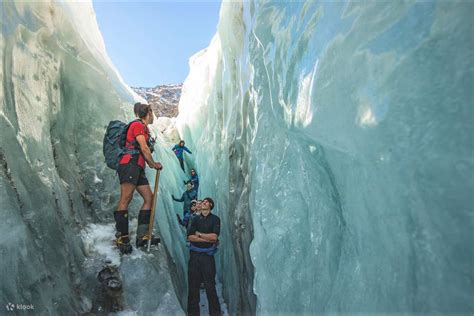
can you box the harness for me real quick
[124,120,156,157]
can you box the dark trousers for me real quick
[178,157,185,171]
[187,252,221,316]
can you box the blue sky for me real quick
[93,1,221,87]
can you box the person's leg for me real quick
[135,184,159,247]
[118,182,135,211]
[136,183,153,210]
[179,158,185,171]
[202,255,221,316]
[115,182,135,254]
[187,253,202,316]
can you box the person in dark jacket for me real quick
[187,197,221,316]
[178,200,198,228]
[172,182,197,223]
[185,168,199,193]
[172,140,192,171]
[186,200,202,234]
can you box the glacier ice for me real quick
[81,221,184,314]
[0,1,186,314]
[1,0,473,315]
[175,1,474,314]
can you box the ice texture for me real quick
[2,0,473,315]
[176,1,474,314]
[0,1,185,313]
[81,222,185,315]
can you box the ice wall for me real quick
[2,0,473,314]
[177,1,474,314]
[0,1,184,313]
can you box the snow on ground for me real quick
[81,222,228,315]
[81,220,148,266]
[82,222,122,266]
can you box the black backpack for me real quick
[103,120,140,170]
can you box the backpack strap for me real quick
[125,119,142,151]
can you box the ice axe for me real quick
[147,169,160,252]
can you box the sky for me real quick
[93,1,221,87]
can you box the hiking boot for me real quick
[114,210,132,255]
[136,209,160,248]
[136,234,161,248]
[115,233,133,254]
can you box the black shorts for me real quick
[117,156,149,186]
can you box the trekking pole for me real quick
[147,170,161,252]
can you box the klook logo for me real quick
[5,302,34,311]
[5,303,15,311]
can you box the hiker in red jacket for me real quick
[115,103,162,254]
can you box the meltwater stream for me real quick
[1,1,473,315]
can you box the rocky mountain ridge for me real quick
[132,84,182,118]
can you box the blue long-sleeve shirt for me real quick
[188,174,199,191]
[172,144,192,159]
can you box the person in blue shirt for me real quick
[178,200,199,228]
[172,140,192,171]
[186,200,202,233]
[184,168,199,193]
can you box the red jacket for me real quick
[119,121,150,169]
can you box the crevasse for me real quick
[1,0,473,315]
[176,1,474,314]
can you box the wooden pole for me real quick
[147,170,160,252]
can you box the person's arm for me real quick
[195,231,218,242]
[186,216,206,242]
[197,216,220,242]
[176,214,184,226]
[188,235,209,243]
[183,146,192,154]
[136,135,162,169]
[172,194,184,202]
